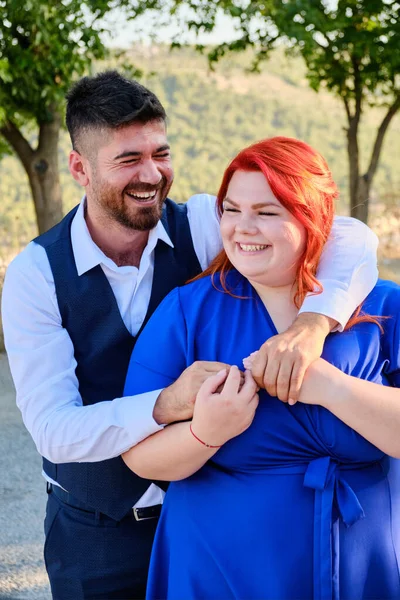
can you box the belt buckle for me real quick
[133,507,152,521]
[133,505,161,521]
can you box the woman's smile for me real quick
[236,242,271,254]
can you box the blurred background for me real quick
[0,1,399,598]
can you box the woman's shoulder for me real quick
[364,278,400,316]
[368,278,400,299]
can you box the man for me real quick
[2,70,378,599]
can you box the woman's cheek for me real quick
[282,221,306,251]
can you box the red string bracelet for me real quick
[189,423,222,448]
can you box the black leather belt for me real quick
[47,483,162,521]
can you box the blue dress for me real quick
[124,272,400,600]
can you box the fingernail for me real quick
[217,368,227,376]
[250,351,259,357]
[288,398,296,406]
[242,358,252,369]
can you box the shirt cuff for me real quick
[299,285,355,333]
[118,389,165,449]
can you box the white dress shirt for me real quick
[2,194,378,508]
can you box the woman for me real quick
[123,137,400,599]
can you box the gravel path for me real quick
[0,353,51,600]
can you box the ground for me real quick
[0,354,51,600]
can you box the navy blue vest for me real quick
[34,199,202,520]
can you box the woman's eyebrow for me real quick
[224,196,279,209]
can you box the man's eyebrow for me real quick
[224,196,279,209]
[113,144,170,161]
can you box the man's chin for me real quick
[121,209,162,232]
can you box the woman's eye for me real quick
[224,208,240,213]
[259,212,278,216]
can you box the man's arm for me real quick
[2,244,217,463]
[300,216,379,330]
[249,217,378,402]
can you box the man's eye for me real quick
[155,153,170,159]
[121,159,139,164]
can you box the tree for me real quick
[137,0,400,222]
[0,0,133,233]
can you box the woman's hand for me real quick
[296,358,345,407]
[191,366,259,447]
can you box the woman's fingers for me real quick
[220,365,242,396]
[199,368,229,396]
[238,369,258,402]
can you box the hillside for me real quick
[0,44,399,263]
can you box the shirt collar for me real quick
[71,197,174,276]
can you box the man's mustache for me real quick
[124,177,167,195]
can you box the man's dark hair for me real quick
[66,70,167,150]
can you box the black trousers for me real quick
[44,489,159,600]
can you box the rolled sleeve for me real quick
[300,216,378,331]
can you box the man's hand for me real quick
[153,361,232,425]
[245,313,336,404]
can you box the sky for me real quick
[102,7,252,49]
[101,1,338,49]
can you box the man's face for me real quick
[86,120,173,231]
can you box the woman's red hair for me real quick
[195,136,379,331]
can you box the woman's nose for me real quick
[235,216,258,234]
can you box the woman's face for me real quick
[220,170,307,289]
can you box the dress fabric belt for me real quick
[262,455,388,600]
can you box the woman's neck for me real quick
[250,280,299,334]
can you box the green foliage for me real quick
[0,0,147,131]
[0,0,108,125]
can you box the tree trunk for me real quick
[346,112,368,223]
[0,113,63,235]
[353,175,370,223]
[346,95,400,224]
[29,114,63,234]
[27,148,63,234]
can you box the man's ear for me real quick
[69,150,90,186]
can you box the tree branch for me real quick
[0,120,34,172]
[366,94,400,183]
[343,97,351,122]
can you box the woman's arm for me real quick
[122,420,217,481]
[122,367,259,480]
[299,359,400,458]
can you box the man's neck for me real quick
[85,202,150,268]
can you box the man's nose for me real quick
[138,160,162,186]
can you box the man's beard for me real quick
[92,176,171,232]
